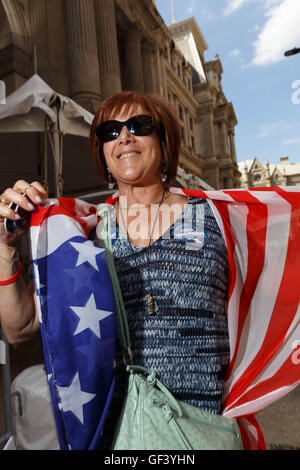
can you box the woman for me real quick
[0,91,232,448]
[91,92,230,447]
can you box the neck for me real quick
[117,182,167,207]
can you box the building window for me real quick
[181,126,185,140]
[254,174,261,182]
[191,136,195,150]
[190,117,193,131]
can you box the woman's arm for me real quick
[0,255,40,344]
[0,180,47,343]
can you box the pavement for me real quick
[256,385,300,449]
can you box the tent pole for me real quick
[43,119,49,194]
[49,101,63,198]
[50,126,63,198]
[33,46,37,75]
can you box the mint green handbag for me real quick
[97,205,243,451]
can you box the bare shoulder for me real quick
[167,192,189,208]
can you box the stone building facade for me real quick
[0,0,240,197]
[239,156,300,188]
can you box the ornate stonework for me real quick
[239,156,300,188]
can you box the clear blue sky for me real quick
[156,0,300,165]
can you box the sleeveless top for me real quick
[102,197,230,445]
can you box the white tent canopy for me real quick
[0,74,94,196]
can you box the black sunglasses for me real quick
[96,114,159,143]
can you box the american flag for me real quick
[30,186,300,450]
[30,198,116,450]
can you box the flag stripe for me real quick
[223,194,300,411]
[223,191,269,381]
[225,369,300,417]
[237,416,266,450]
[222,192,292,400]
[239,301,300,393]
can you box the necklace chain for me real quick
[117,190,167,315]
[117,191,170,209]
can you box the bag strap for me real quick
[127,365,183,417]
[96,207,185,422]
[96,204,132,361]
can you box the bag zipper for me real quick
[153,400,193,450]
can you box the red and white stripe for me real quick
[172,186,300,449]
[30,198,98,260]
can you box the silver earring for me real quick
[107,168,116,190]
[161,165,168,183]
[161,144,168,184]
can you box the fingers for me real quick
[0,200,22,221]
[13,180,48,205]
[0,180,48,221]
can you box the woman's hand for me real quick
[0,180,47,247]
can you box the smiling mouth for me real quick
[118,152,141,160]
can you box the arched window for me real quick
[254,174,261,182]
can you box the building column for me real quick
[265,159,272,187]
[0,0,33,93]
[221,120,229,155]
[152,49,160,94]
[227,170,234,189]
[95,0,121,99]
[64,0,102,112]
[28,0,68,95]
[243,162,249,188]
[229,128,237,162]
[199,107,220,189]
[122,25,144,93]
[141,40,155,94]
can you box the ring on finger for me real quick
[0,193,7,206]
[24,184,32,195]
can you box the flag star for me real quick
[56,373,96,424]
[70,240,105,272]
[70,293,113,339]
[64,266,96,293]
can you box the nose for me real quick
[118,125,136,144]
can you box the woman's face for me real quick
[102,105,163,188]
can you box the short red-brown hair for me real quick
[90,91,181,186]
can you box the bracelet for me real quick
[0,261,23,286]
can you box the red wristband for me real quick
[0,261,23,286]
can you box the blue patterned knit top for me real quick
[108,196,230,417]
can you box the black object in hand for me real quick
[4,200,32,234]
